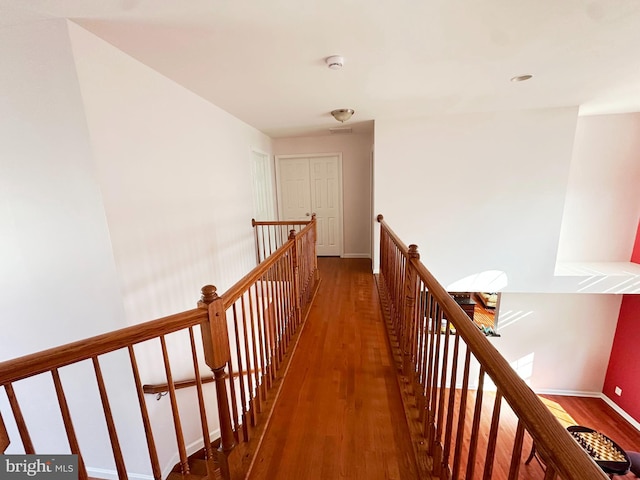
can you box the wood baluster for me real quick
[127,346,162,480]
[158,337,189,474]
[1,410,10,453]
[452,348,472,480]
[4,383,34,453]
[482,390,502,480]
[272,257,285,354]
[266,268,281,369]
[508,420,526,480]
[240,296,256,428]
[267,224,273,258]
[256,280,272,392]
[92,356,128,479]
[433,307,451,476]
[199,285,241,480]
[252,284,267,401]
[231,302,248,441]
[282,253,293,343]
[465,367,485,480]
[416,285,429,420]
[259,275,275,387]
[246,287,263,413]
[429,304,444,462]
[260,226,267,263]
[441,333,460,478]
[51,368,88,480]
[188,327,214,462]
[423,299,437,452]
[283,253,293,344]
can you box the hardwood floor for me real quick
[248,258,419,480]
[247,258,640,480]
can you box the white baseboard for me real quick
[533,388,602,398]
[341,253,371,259]
[600,394,640,432]
[86,467,152,480]
[86,428,222,480]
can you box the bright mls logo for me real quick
[1,455,77,479]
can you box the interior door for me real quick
[279,157,311,220]
[277,155,342,256]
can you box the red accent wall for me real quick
[603,294,640,423]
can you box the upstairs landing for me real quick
[247,257,419,480]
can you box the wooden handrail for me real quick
[223,239,295,308]
[1,217,319,480]
[376,214,608,480]
[142,368,263,396]
[0,309,206,385]
[251,219,311,226]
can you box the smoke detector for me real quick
[326,55,344,70]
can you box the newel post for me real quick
[403,245,420,377]
[198,285,240,480]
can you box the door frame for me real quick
[275,153,344,257]
[249,147,277,221]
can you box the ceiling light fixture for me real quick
[326,55,344,70]
[331,108,355,122]
[511,74,533,82]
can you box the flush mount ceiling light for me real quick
[331,108,355,122]
[511,74,533,82]
[326,55,344,70]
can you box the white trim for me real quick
[532,389,602,398]
[86,467,153,480]
[601,394,640,432]
[275,153,345,256]
[86,428,222,480]
[160,428,222,479]
[342,253,371,259]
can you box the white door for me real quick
[276,155,343,256]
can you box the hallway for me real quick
[247,257,419,479]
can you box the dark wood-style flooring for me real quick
[247,258,640,479]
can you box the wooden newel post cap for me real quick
[408,244,420,259]
[376,214,384,222]
[289,229,296,240]
[200,285,218,304]
[251,218,256,226]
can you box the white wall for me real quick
[69,21,272,325]
[557,113,640,262]
[0,19,125,359]
[494,293,621,394]
[273,132,373,258]
[1,19,273,480]
[374,108,579,292]
[372,108,635,393]
[0,17,133,475]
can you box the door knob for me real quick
[305,212,310,216]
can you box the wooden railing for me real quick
[376,215,608,480]
[0,218,319,480]
[252,216,315,263]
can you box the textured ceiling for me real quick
[3,0,640,137]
